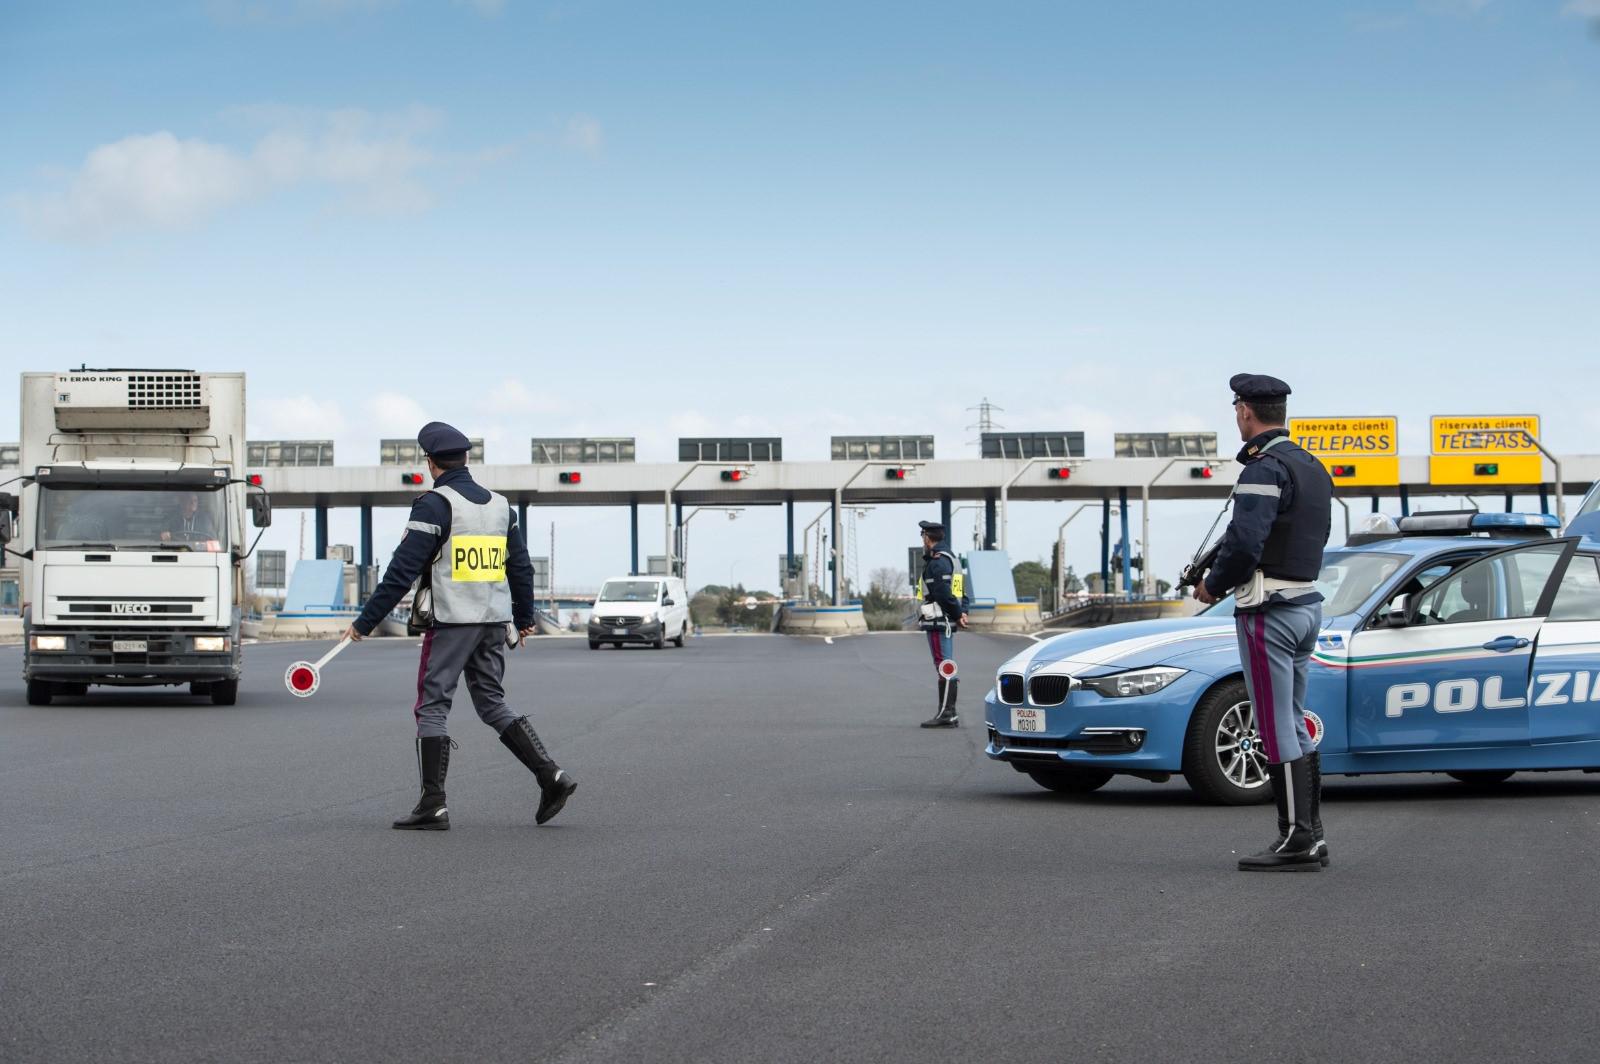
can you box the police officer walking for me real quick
[1193,376,1332,871]
[917,519,969,728]
[345,422,578,831]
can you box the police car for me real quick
[985,511,1600,803]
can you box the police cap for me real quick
[1230,374,1292,404]
[417,421,472,459]
[918,520,945,538]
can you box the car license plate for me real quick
[113,640,148,653]
[1010,707,1046,733]
[613,628,628,636]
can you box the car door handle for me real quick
[1482,636,1530,652]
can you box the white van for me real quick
[587,575,691,650]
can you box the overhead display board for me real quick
[980,432,1084,460]
[531,438,635,464]
[1114,432,1217,458]
[678,438,782,462]
[831,435,935,461]
[247,440,334,467]
[380,438,485,465]
[1428,415,1541,485]
[1288,417,1400,487]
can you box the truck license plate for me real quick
[113,640,148,653]
[1010,708,1046,733]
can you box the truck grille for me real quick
[1028,676,1073,706]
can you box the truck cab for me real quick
[9,370,269,706]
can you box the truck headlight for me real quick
[193,636,230,652]
[1081,666,1187,698]
[30,635,68,652]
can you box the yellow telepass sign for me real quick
[1288,416,1399,487]
[1429,415,1542,485]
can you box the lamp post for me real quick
[835,462,924,606]
[1056,503,1116,612]
[1519,430,1565,525]
[1142,457,1222,599]
[1000,456,1080,551]
[666,462,751,577]
[680,506,744,587]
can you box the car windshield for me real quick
[598,580,660,602]
[37,487,229,552]
[1575,486,1600,523]
[1203,550,1405,617]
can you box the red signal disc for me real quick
[938,659,958,679]
[290,667,316,692]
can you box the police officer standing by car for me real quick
[1193,375,1332,871]
[917,519,969,728]
[344,421,578,831]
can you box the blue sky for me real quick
[3,0,1598,593]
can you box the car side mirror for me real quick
[248,493,272,529]
[1385,594,1411,627]
[0,510,12,545]
[663,597,675,606]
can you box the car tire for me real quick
[190,681,212,697]
[1183,678,1274,806]
[26,679,54,706]
[210,679,239,706]
[652,633,665,649]
[1446,770,1516,787]
[1026,767,1113,794]
[672,624,686,648]
[589,640,601,650]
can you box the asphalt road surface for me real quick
[4,633,1599,1064]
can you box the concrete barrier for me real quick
[0,616,21,645]
[255,614,356,641]
[964,602,1042,634]
[778,604,868,637]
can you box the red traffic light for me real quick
[559,471,582,484]
[401,473,424,486]
[247,474,264,487]
[1331,464,1357,478]
[1190,466,1215,479]
[721,470,745,482]
[885,468,908,480]
[1047,467,1071,480]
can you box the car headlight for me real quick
[1081,666,1187,698]
[193,636,230,652]
[30,635,68,652]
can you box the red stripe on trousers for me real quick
[412,629,435,727]
[1250,612,1281,763]
[927,629,944,667]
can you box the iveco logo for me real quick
[111,603,152,614]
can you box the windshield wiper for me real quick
[49,542,117,551]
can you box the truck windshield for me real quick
[598,580,661,602]
[38,487,229,552]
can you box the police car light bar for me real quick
[559,471,582,484]
[1396,511,1559,536]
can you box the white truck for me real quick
[2,369,270,705]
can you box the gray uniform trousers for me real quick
[412,623,519,739]
[1233,599,1322,764]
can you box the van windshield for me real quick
[37,486,229,552]
[598,580,661,602]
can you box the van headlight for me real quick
[193,636,230,653]
[1081,667,1187,698]
[30,635,68,652]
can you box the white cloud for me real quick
[14,107,441,238]
[481,377,567,416]
[365,391,432,437]
[1562,0,1600,16]
[564,115,604,155]
[250,395,348,439]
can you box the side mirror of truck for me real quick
[0,510,12,545]
[248,493,272,529]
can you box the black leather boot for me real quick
[393,736,452,830]
[500,716,578,825]
[1238,756,1321,871]
[920,677,959,728]
[1308,749,1329,866]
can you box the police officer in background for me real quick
[1193,375,1332,871]
[917,519,969,728]
[344,422,578,831]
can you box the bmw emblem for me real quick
[1241,739,1253,752]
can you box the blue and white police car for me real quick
[985,510,1600,803]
